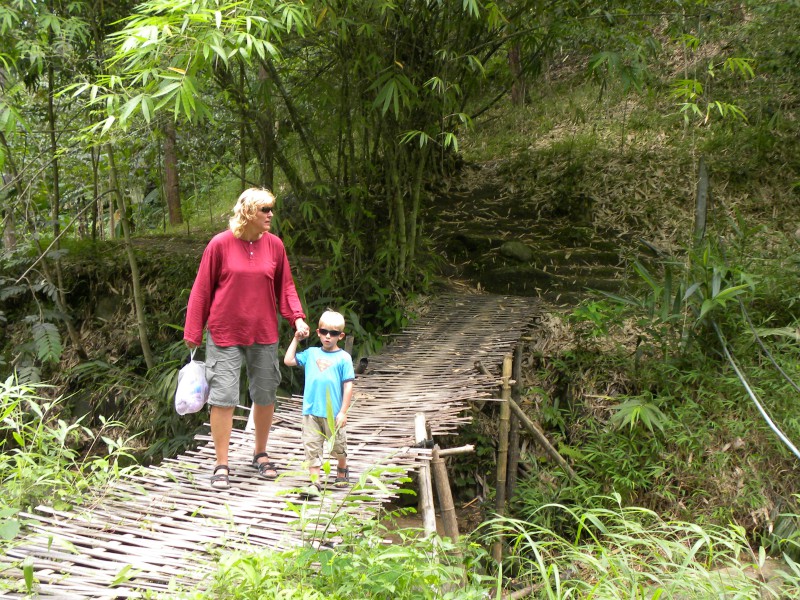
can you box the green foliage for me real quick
[519,215,800,542]
[0,250,68,384]
[0,376,141,549]
[608,393,669,434]
[568,299,625,338]
[484,498,800,599]
[31,323,62,365]
[197,514,488,600]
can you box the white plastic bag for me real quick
[175,349,209,415]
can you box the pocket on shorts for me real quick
[205,356,217,385]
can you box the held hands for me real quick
[295,318,310,338]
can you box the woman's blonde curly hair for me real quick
[229,188,275,238]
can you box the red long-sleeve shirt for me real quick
[183,230,305,347]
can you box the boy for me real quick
[284,310,355,497]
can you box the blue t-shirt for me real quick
[295,347,355,418]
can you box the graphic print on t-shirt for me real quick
[316,357,333,372]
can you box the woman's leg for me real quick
[252,403,274,457]
[205,334,244,469]
[210,405,235,465]
[244,342,280,473]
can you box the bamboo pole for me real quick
[477,358,577,480]
[438,445,474,457]
[507,398,577,480]
[507,344,522,501]
[492,354,513,563]
[415,413,437,536]
[431,445,459,542]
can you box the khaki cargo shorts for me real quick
[205,334,281,408]
[302,415,347,468]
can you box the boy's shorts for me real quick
[205,334,281,408]
[302,415,347,468]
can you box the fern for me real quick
[32,322,62,364]
[14,365,41,385]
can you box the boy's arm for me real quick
[335,380,354,427]
[284,331,303,366]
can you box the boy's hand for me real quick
[295,328,309,340]
[335,413,347,428]
[295,318,310,337]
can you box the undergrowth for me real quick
[498,219,800,558]
[0,377,140,549]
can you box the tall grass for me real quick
[483,497,800,599]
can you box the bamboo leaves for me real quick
[609,396,669,434]
[370,71,416,118]
[81,0,311,128]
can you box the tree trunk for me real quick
[509,43,525,106]
[388,144,407,276]
[407,144,429,267]
[260,56,331,182]
[239,63,248,190]
[106,144,155,370]
[47,62,60,241]
[163,118,183,225]
[91,146,100,241]
[0,134,18,250]
[46,59,86,358]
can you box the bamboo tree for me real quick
[162,117,182,225]
[106,143,155,370]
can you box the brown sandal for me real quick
[334,467,350,488]
[299,482,322,500]
[252,452,278,480]
[210,464,230,489]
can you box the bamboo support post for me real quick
[477,358,576,481]
[507,398,577,480]
[431,444,459,542]
[506,344,522,500]
[492,354,513,563]
[415,412,437,536]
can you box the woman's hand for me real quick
[295,318,310,338]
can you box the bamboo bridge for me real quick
[1,292,537,599]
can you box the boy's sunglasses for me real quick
[317,328,342,337]
[259,206,274,213]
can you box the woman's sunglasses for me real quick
[259,206,274,213]
[318,328,342,337]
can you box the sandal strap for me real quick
[213,464,230,474]
[253,452,270,462]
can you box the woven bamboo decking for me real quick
[0,292,536,599]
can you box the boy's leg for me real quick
[300,416,325,498]
[331,425,349,487]
[302,415,325,481]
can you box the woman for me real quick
[184,188,309,489]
